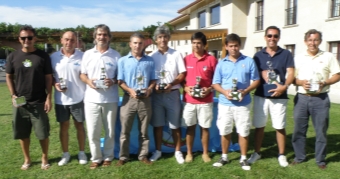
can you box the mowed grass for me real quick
[0,83,340,179]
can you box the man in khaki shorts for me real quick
[6,25,53,170]
[182,32,217,163]
[51,31,87,166]
[247,26,295,167]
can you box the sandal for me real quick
[102,160,112,167]
[21,163,31,170]
[89,162,100,169]
[41,163,51,170]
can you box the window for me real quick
[170,41,173,46]
[177,40,180,45]
[198,11,206,28]
[329,41,340,62]
[211,4,220,25]
[286,44,295,57]
[286,0,297,25]
[331,0,340,17]
[256,1,264,31]
[185,40,188,45]
[255,47,263,52]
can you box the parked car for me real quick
[0,59,6,71]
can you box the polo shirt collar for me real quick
[304,49,324,57]
[223,53,246,62]
[261,46,284,56]
[93,46,112,54]
[127,52,147,59]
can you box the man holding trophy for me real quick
[248,26,295,167]
[212,33,260,170]
[117,32,157,166]
[148,25,186,164]
[292,29,340,169]
[80,24,120,169]
[182,32,217,163]
[51,31,87,166]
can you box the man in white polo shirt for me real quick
[292,29,340,169]
[148,25,186,164]
[80,24,120,169]
[51,31,87,166]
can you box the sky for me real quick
[0,0,193,31]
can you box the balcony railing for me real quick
[255,16,263,31]
[285,7,297,25]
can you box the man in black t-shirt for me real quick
[6,25,53,170]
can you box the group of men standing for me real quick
[5,24,340,171]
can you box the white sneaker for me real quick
[78,152,88,165]
[150,150,162,162]
[175,152,185,164]
[278,155,288,167]
[247,152,261,164]
[240,159,251,171]
[58,153,70,166]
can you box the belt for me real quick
[299,93,326,97]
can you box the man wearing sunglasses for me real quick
[6,25,53,170]
[248,26,295,167]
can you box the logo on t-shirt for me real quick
[203,66,207,71]
[23,59,32,67]
[74,62,80,66]
[105,62,114,67]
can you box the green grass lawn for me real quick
[0,83,340,179]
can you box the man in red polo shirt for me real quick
[182,32,217,163]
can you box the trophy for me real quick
[229,78,242,100]
[156,65,169,90]
[135,70,147,97]
[263,61,282,96]
[191,76,202,98]
[13,96,26,107]
[308,71,322,93]
[59,77,67,90]
[95,68,108,89]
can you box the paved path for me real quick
[0,71,6,83]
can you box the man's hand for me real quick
[268,83,287,97]
[54,83,67,92]
[223,89,233,100]
[145,88,153,97]
[299,80,311,91]
[237,89,246,102]
[11,95,18,107]
[200,87,211,98]
[128,88,137,99]
[87,79,97,89]
[184,86,194,96]
[44,98,52,113]
[104,78,114,87]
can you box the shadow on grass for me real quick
[0,113,12,116]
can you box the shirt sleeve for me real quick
[5,54,14,74]
[328,54,340,76]
[250,59,260,81]
[212,61,222,84]
[117,57,124,81]
[177,52,186,73]
[150,58,157,80]
[81,52,88,74]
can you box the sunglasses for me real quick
[266,34,279,39]
[20,36,34,41]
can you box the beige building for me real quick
[147,0,340,102]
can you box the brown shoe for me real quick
[140,158,152,165]
[102,160,112,167]
[290,161,301,166]
[318,165,326,169]
[89,162,100,169]
[116,160,127,166]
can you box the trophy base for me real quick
[192,88,202,98]
[158,83,167,91]
[136,89,147,97]
[308,83,319,93]
[263,83,282,97]
[230,91,242,100]
[14,96,27,107]
[95,80,108,89]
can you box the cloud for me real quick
[0,0,192,31]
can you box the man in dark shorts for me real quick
[51,31,87,166]
[6,25,53,170]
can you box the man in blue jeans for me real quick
[292,29,340,169]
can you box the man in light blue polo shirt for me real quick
[116,32,157,166]
[212,33,260,170]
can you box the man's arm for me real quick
[161,72,187,92]
[80,73,96,89]
[6,73,17,106]
[118,80,136,98]
[269,67,295,97]
[146,79,157,97]
[44,74,53,113]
